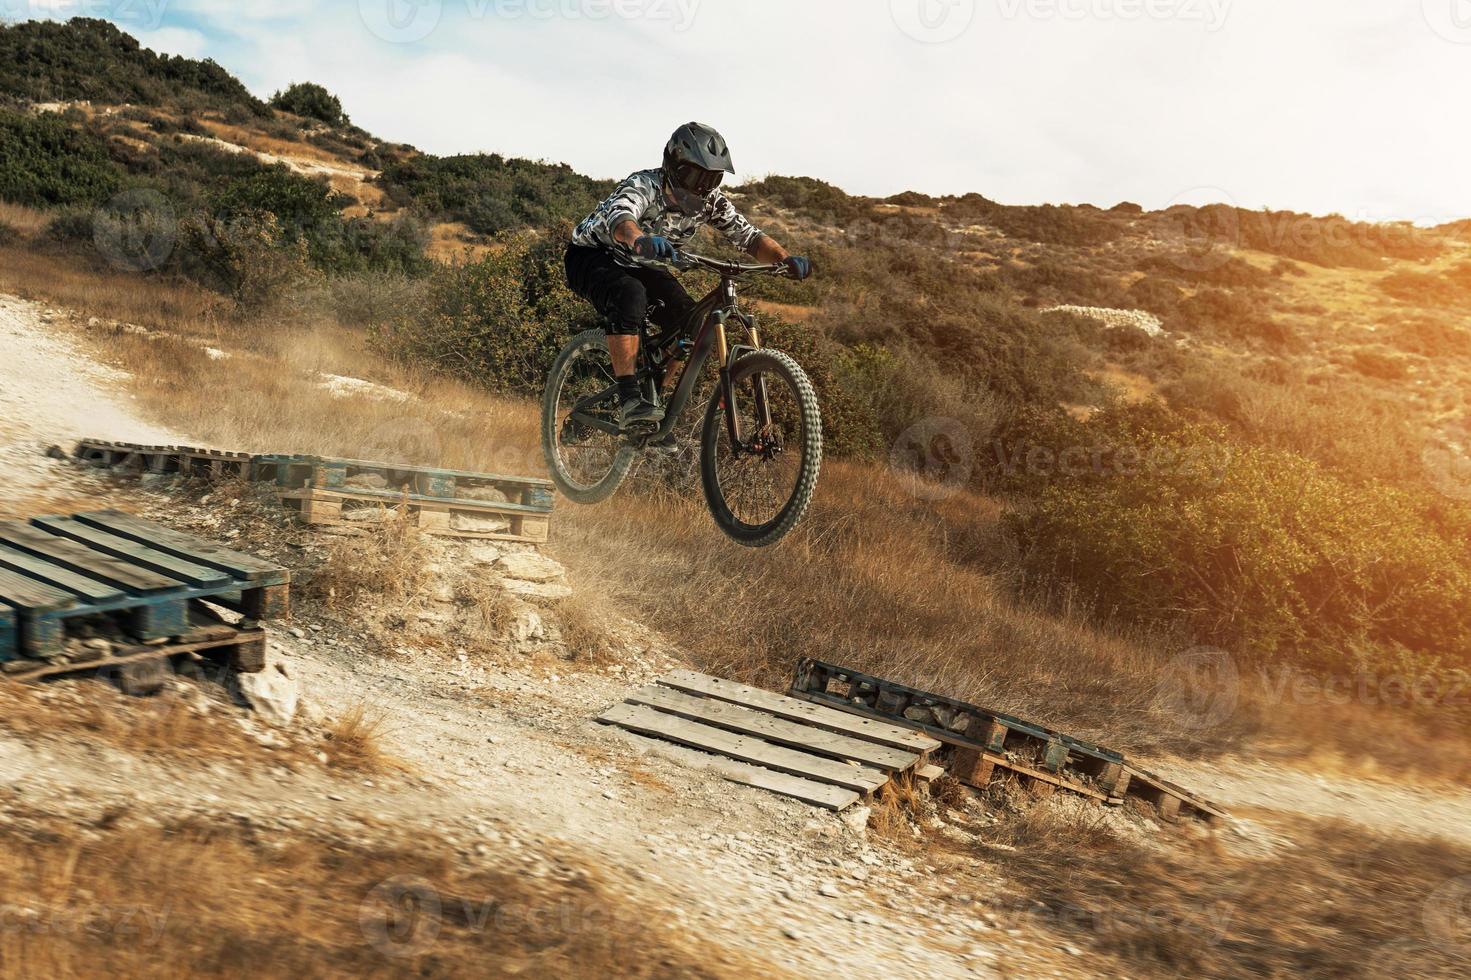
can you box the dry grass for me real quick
[0,816,773,979]
[0,678,300,768]
[323,703,407,775]
[0,201,51,237]
[303,516,435,615]
[961,803,1471,979]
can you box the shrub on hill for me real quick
[269,82,350,128]
[0,109,120,206]
[0,18,262,112]
[370,234,597,395]
[379,153,611,235]
[1004,404,1471,667]
[734,175,871,226]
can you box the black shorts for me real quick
[564,244,696,337]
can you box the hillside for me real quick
[4,17,1471,979]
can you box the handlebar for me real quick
[670,251,789,278]
[613,243,789,278]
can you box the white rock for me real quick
[501,579,573,602]
[238,659,300,727]
[840,805,871,838]
[508,603,546,643]
[496,552,566,583]
[452,514,511,533]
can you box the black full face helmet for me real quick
[663,122,734,215]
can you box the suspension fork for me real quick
[719,307,774,451]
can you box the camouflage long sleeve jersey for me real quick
[572,168,764,267]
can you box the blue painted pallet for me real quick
[74,440,255,479]
[0,511,289,663]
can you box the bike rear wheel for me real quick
[542,329,636,504]
[699,349,822,547]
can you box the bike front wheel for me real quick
[699,349,822,548]
[542,329,637,504]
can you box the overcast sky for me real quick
[18,0,1471,221]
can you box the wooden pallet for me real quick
[2,607,267,695]
[790,658,1225,823]
[277,486,551,544]
[75,440,255,480]
[0,510,289,663]
[256,453,555,510]
[598,670,942,811]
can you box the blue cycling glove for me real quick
[634,235,676,261]
[783,256,813,280]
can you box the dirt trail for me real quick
[0,295,182,506]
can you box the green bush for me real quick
[270,82,350,127]
[380,153,612,235]
[0,110,120,207]
[179,210,319,309]
[0,19,263,112]
[1005,406,1471,666]
[371,234,597,395]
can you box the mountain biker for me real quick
[565,122,813,441]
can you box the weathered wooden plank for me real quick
[291,485,552,516]
[598,703,889,793]
[30,519,231,588]
[626,685,922,772]
[72,510,287,585]
[0,566,77,613]
[0,521,181,593]
[657,670,941,754]
[0,545,127,604]
[713,758,861,811]
[1123,764,1228,819]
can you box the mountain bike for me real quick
[541,251,822,548]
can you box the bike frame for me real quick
[565,252,785,452]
